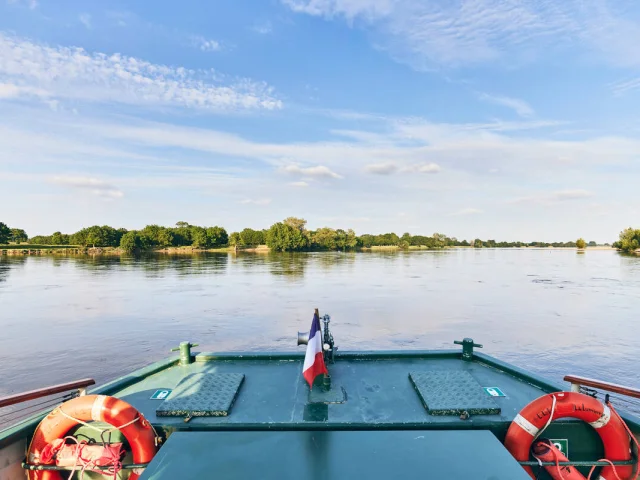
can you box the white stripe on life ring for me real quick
[91,395,108,422]
[589,405,611,429]
[514,414,540,437]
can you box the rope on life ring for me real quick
[504,391,638,480]
[26,394,158,480]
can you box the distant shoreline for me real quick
[0,244,618,256]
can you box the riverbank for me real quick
[1,244,618,256]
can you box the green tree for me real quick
[266,222,308,252]
[283,217,307,232]
[120,231,142,254]
[400,232,412,249]
[473,238,483,248]
[206,226,228,247]
[228,232,240,246]
[10,228,28,244]
[576,238,586,249]
[0,222,10,244]
[312,228,337,250]
[613,228,640,252]
[190,227,209,248]
[239,228,264,246]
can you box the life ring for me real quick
[26,394,157,480]
[504,391,634,480]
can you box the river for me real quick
[1,249,639,403]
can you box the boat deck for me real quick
[139,430,532,479]
[3,348,638,480]
[114,352,549,431]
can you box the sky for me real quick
[1,0,639,242]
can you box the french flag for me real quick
[303,311,328,388]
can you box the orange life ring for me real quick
[27,394,157,480]
[504,391,634,480]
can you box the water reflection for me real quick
[0,250,639,399]
[266,253,309,281]
[0,256,26,283]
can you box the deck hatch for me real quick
[409,371,501,416]
[155,373,244,418]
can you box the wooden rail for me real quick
[564,375,640,399]
[0,379,95,408]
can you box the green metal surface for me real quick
[114,356,536,430]
[2,347,639,479]
[155,373,244,418]
[170,342,199,366]
[139,430,531,480]
[409,370,501,415]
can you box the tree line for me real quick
[0,219,610,254]
[612,228,640,253]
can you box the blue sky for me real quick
[1,0,640,242]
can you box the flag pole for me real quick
[315,307,332,391]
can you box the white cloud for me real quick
[0,82,49,99]
[282,0,640,68]
[252,21,273,34]
[451,208,483,216]
[7,0,38,9]
[610,76,640,96]
[190,36,221,52]
[412,163,440,174]
[366,161,440,174]
[281,164,343,179]
[240,198,272,205]
[289,181,309,187]
[282,0,396,20]
[366,162,398,175]
[0,33,282,112]
[79,13,92,29]
[510,189,594,205]
[479,93,534,118]
[50,176,124,199]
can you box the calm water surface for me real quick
[1,249,639,399]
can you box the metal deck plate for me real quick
[409,371,500,415]
[155,373,244,417]
[139,430,530,480]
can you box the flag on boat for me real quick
[303,311,328,388]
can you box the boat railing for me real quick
[564,375,640,399]
[0,378,95,428]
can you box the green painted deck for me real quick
[139,430,531,480]
[2,348,639,480]
[114,354,547,430]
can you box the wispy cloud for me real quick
[50,176,124,199]
[7,0,38,10]
[281,164,343,179]
[251,21,273,35]
[240,198,271,205]
[79,13,92,29]
[451,208,483,216]
[0,82,48,99]
[365,161,441,175]
[0,33,281,112]
[282,0,640,68]
[190,35,221,52]
[610,76,640,96]
[366,163,398,175]
[289,181,309,187]
[479,93,534,118]
[509,189,594,205]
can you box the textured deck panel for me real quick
[410,370,500,415]
[155,373,244,417]
[139,430,531,480]
[116,356,536,429]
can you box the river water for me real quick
[1,249,639,402]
